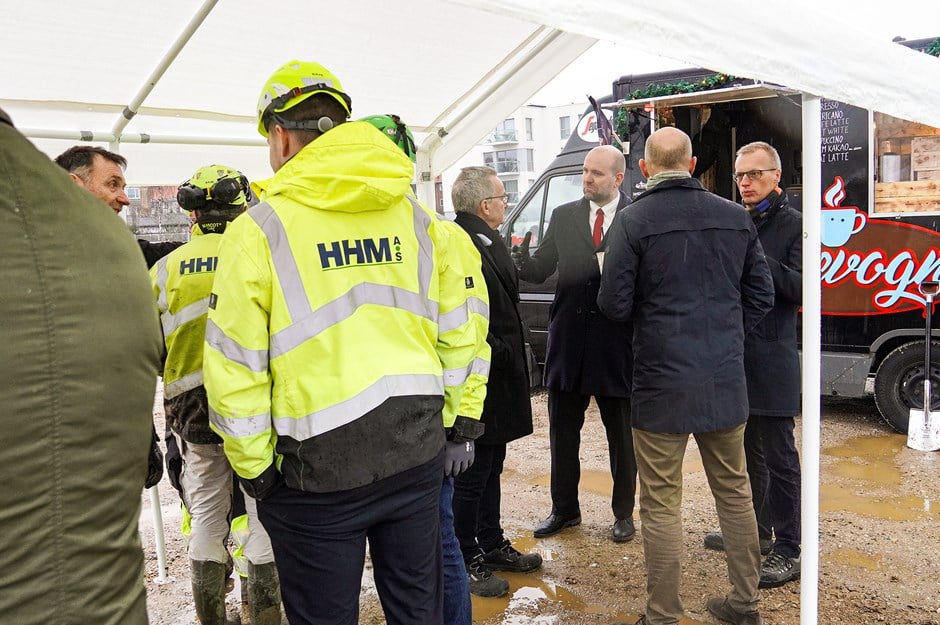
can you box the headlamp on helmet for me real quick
[257,60,353,138]
[177,165,250,212]
[360,114,417,163]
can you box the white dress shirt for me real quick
[589,196,619,239]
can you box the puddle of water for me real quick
[471,573,637,623]
[821,434,938,520]
[507,535,559,562]
[530,469,612,499]
[528,443,704,497]
[819,483,931,521]
[828,547,884,571]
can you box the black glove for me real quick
[444,440,475,477]
[511,230,532,271]
[164,430,183,494]
[239,464,281,501]
[145,426,164,489]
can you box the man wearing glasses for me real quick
[451,166,542,600]
[513,145,637,544]
[704,142,804,590]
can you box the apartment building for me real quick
[441,102,588,213]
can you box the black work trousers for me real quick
[258,455,444,625]
[453,442,507,560]
[744,414,802,558]
[547,389,637,520]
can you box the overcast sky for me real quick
[530,18,940,107]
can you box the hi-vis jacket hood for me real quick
[252,121,414,214]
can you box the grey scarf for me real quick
[646,170,691,190]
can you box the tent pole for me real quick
[800,93,822,625]
[149,485,169,583]
[109,0,220,143]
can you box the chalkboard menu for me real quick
[820,99,870,211]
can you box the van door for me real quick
[507,171,584,364]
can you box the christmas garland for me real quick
[613,73,738,139]
[625,73,739,101]
[926,37,940,57]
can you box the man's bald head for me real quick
[589,145,626,175]
[644,127,693,172]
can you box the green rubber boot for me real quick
[190,559,227,625]
[247,562,283,625]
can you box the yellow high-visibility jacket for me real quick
[204,121,490,492]
[151,225,224,443]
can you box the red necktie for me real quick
[592,208,605,247]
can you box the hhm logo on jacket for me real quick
[318,236,403,270]
[179,256,218,275]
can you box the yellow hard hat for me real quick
[256,60,352,137]
[177,164,249,211]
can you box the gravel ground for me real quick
[142,393,940,625]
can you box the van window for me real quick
[510,184,544,247]
[509,173,583,248]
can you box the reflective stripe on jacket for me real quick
[204,121,490,491]
[151,226,223,443]
[151,227,218,399]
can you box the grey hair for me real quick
[736,141,782,170]
[452,166,498,214]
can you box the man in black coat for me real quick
[55,145,184,267]
[598,127,774,625]
[451,166,543,598]
[55,145,184,488]
[514,145,637,543]
[703,141,803,590]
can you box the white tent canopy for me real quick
[1,0,597,185]
[3,2,940,624]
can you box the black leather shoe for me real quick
[533,512,581,538]
[611,518,635,542]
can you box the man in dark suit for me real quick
[598,127,774,625]
[452,166,543,598]
[56,145,185,489]
[514,145,637,543]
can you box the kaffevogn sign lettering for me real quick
[821,176,940,314]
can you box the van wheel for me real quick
[873,341,940,434]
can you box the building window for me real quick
[492,119,516,142]
[526,149,535,172]
[504,179,519,205]
[560,116,571,139]
[126,187,141,200]
[525,118,533,141]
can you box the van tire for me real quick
[873,340,940,434]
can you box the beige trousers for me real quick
[178,436,275,565]
[633,424,760,625]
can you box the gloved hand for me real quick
[164,430,183,494]
[444,439,475,477]
[239,463,282,501]
[145,426,164,489]
[511,231,532,271]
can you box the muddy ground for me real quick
[142,393,940,625]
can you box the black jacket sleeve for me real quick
[138,239,185,269]
[741,227,775,334]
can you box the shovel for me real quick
[907,280,940,452]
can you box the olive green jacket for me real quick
[0,108,162,625]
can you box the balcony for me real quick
[492,160,519,174]
[486,130,518,144]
